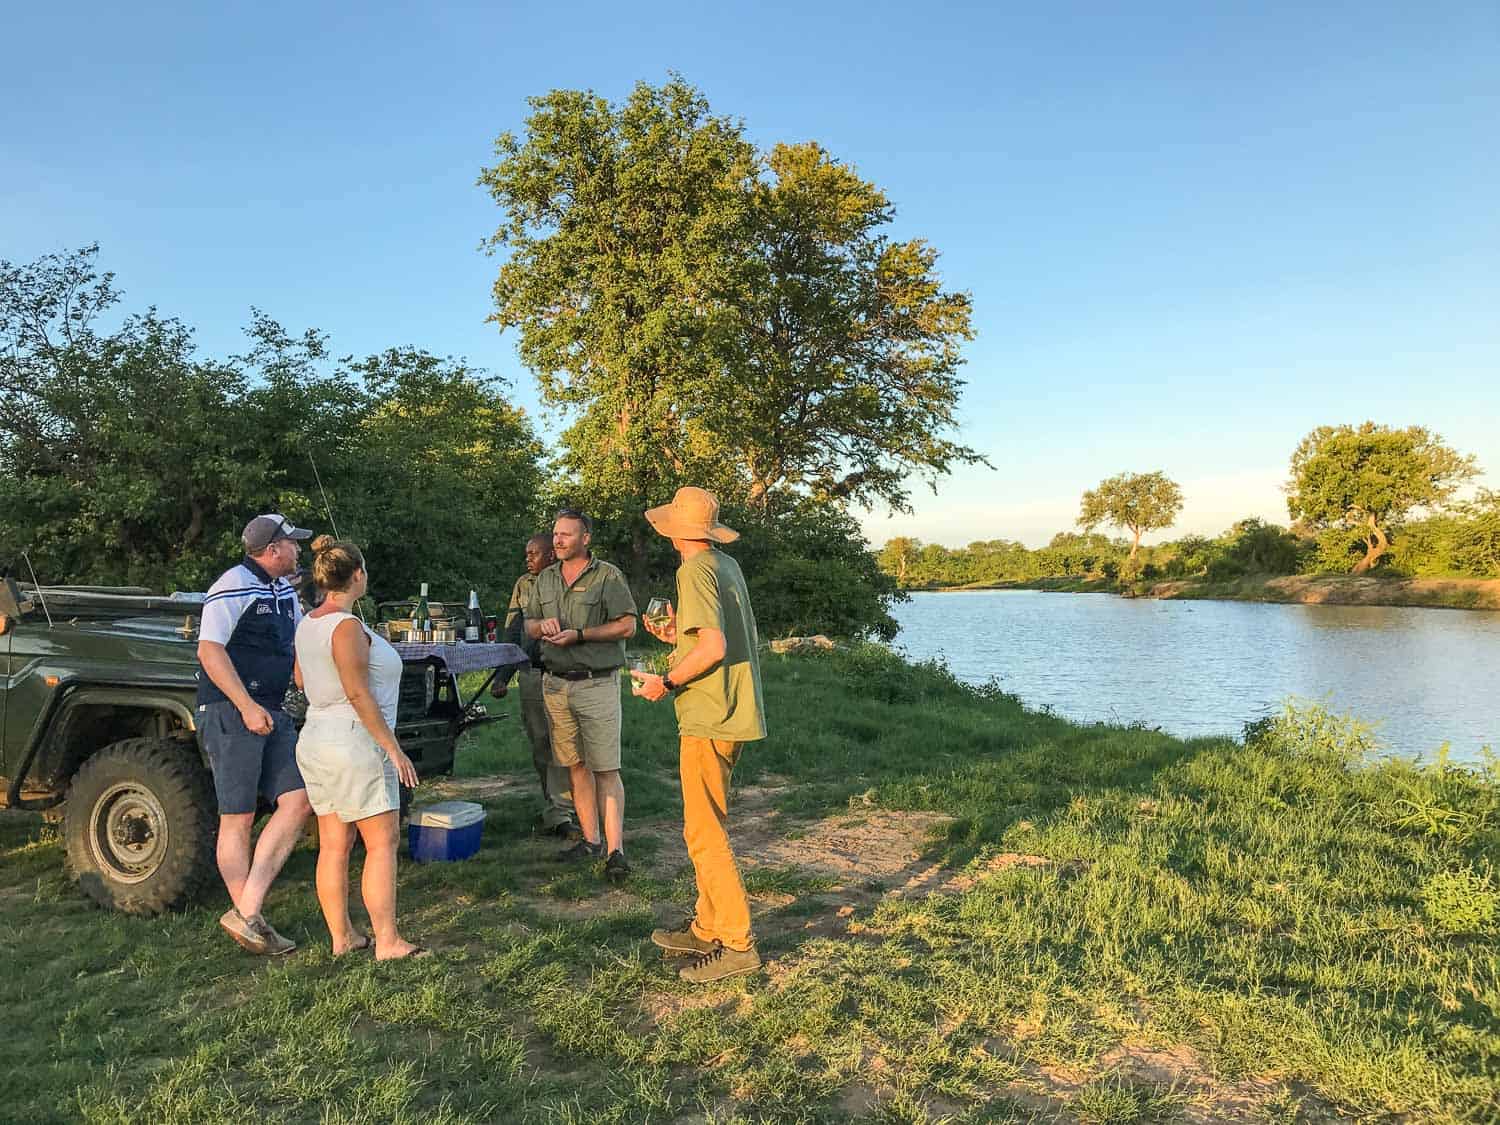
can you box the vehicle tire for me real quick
[63,736,217,915]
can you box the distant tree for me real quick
[877,536,922,586]
[1286,423,1478,573]
[1077,471,1184,563]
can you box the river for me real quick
[890,590,1500,763]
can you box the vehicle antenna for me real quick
[309,452,342,540]
[307,452,366,624]
[21,550,54,628]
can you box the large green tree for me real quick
[1286,422,1479,573]
[707,141,983,510]
[480,77,754,583]
[481,77,982,583]
[1077,471,1184,563]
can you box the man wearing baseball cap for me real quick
[196,513,314,955]
[632,487,767,983]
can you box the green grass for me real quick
[3,647,1497,1122]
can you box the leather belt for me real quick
[544,667,618,682]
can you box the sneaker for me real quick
[651,919,716,956]
[557,838,604,863]
[219,907,269,954]
[678,941,762,984]
[246,914,297,956]
[541,820,582,841]
[604,850,631,883]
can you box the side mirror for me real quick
[0,613,10,636]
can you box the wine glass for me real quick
[644,597,671,630]
[628,656,648,695]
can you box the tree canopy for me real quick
[0,246,543,605]
[480,77,981,581]
[1077,471,1183,561]
[1286,422,1478,572]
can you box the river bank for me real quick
[919,572,1500,610]
[4,644,1495,1122]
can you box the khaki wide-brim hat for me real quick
[645,487,739,543]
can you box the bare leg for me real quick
[355,811,418,960]
[217,812,255,912]
[595,769,625,854]
[313,814,364,953]
[568,761,602,845]
[238,789,313,919]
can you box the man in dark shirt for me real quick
[493,533,577,836]
[196,514,314,955]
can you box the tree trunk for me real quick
[1129,526,1142,562]
[628,522,650,594]
[1352,514,1389,573]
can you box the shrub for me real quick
[1420,866,1499,935]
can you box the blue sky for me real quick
[5,1,1497,548]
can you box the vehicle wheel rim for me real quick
[89,782,168,884]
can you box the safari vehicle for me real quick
[0,576,503,915]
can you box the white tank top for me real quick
[295,611,402,730]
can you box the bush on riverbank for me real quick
[881,499,1500,594]
[3,646,1495,1121]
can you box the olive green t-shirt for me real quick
[503,572,542,665]
[523,556,637,674]
[672,548,767,743]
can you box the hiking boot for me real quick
[538,815,581,840]
[651,919,716,956]
[219,907,269,954]
[604,850,631,883]
[557,838,605,863]
[678,941,761,984]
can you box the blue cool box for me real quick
[407,801,486,863]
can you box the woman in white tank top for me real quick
[293,537,425,960]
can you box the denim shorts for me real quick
[199,701,304,815]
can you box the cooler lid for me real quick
[410,800,486,830]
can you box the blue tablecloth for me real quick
[392,641,528,675]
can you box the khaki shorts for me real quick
[541,671,622,772]
[295,713,399,823]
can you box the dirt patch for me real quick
[424,775,523,802]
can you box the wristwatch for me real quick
[661,675,678,694]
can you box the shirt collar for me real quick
[242,555,274,583]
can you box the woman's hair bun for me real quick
[309,537,365,592]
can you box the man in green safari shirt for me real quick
[633,487,767,983]
[524,509,638,882]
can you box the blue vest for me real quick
[196,556,300,709]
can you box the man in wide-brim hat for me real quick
[633,487,767,983]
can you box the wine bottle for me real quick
[465,589,481,642]
[415,582,430,633]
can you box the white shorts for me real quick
[295,714,399,823]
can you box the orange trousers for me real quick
[680,736,753,951]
